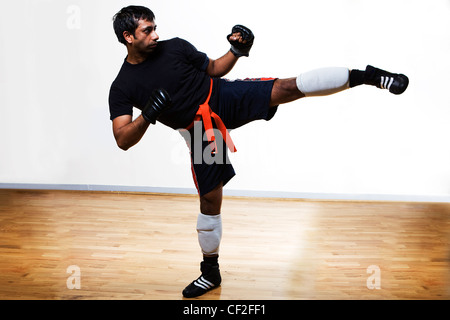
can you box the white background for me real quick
[1,0,450,200]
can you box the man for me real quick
[109,5,408,298]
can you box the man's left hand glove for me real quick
[227,25,254,57]
[142,89,172,124]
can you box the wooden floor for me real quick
[0,189,449,300]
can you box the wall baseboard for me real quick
[1,183,450,203]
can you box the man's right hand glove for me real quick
[142,89,172,124]
[227,25,254,57]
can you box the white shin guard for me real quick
[296,67,350,97]
[196,213,222,256]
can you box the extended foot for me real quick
[182,262,221,298]
[365,65,409,95]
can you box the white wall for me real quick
[1,0,450,200]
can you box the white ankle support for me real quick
[296,67,350,97]
[196,213,222,256]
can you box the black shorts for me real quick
[182,78,279,197]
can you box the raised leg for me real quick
[269,65,409,108]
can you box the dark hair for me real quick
[113,6,155,45]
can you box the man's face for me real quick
[128,19,159,54]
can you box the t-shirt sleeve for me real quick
[178,38,209,72]
[109,84,133,121]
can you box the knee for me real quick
[270,78,305,106]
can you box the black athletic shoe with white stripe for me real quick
[365,65,409,95]
[182,262,221,298]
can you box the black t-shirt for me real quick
[109,37,216,129]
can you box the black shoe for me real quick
[365,65,409,95]
[182,262,221,298]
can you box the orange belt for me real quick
[185,79,237,153]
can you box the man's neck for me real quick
[126,52,148,65]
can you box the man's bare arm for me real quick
[112,114,150,151]
[112,89,172,151]
[206,51,238,78]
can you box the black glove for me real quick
[227,25,254,57]
[142,89,172,124]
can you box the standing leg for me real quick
[182,182,223,298]
[197,181,223,265]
